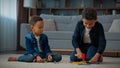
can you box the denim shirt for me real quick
[24,32,51,57]
[72,20,106,54]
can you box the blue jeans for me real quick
[18,53,62,62]
[70,45,97,62]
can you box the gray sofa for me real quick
[20,14,120,51]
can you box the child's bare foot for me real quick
[8,57,17,61]
[99,56,103,62]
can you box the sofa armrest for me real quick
[20,23,31,49]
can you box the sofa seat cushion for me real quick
[43,31,73,40]
[105,32,120,50]
[48,40,73,49]
[105,32,120,40]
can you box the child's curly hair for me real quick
[29,15,43,25]
[82,8,97,20]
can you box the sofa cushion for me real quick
[43,19,57,31]
[108,19,120,32]
[97,14,120,32]
[40,14,82,31]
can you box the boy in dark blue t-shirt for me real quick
[70,8,106,64]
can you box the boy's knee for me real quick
[52,53,62,62]
[86,45,97,61]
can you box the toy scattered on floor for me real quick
[72,61,90,65]
[73,53,101,65]
[81,53,85,61]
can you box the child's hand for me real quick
[75,48,82,59]
[75,53,82,59]
[47,55,52,62]
[35,55,44,62]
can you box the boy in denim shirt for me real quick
[8,16,62,62]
